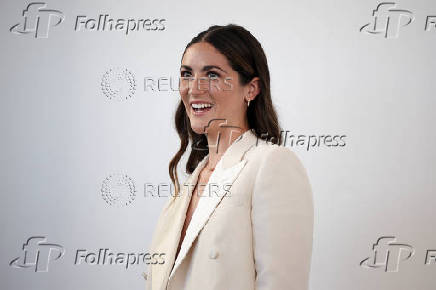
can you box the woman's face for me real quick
[179,42,249,135]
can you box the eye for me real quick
[207,71,220,79]
[180,70,192,78]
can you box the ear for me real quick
[247,77,261,100]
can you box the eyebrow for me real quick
[180,65,227,74]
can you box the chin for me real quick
[190,123,207,135]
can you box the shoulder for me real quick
[247,142,307,175]
[249,143,314,210]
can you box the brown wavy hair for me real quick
[169,24,283,195]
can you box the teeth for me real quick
[192,103,213,109]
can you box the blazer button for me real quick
[142,272,148,280]
[209,249,219,259]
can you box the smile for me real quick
[191,103,214,116]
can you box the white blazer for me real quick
[144,129,314,290]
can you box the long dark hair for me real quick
[169,24,283,195]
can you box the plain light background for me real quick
[1,0,435,289]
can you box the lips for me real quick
[190,101,214,116]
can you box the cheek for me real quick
[180,96,190,116]
[179,79,190,97]
[179,83,188,96]
[179,86,189,107]
[216,89,243,106]
[212,79,245,107]
[212,92,244,117]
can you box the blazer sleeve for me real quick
[251,145,314,290]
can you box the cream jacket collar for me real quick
[151,128,260,289]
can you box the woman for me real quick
[145,24,314,290]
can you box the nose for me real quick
[187,75,210,96]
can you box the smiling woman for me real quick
[145,24,314,290]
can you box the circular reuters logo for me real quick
[101,67,136,101]
[101,173,136,207]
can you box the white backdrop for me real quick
[1,0,435,289]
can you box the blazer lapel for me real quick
[150,155,209,290]
[167,128,259,282]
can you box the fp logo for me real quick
[10,2,64,38]
[9,236,65,272]
[360,236,414,272]
[360,2,414,38]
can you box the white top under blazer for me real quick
[145,128,314,290]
